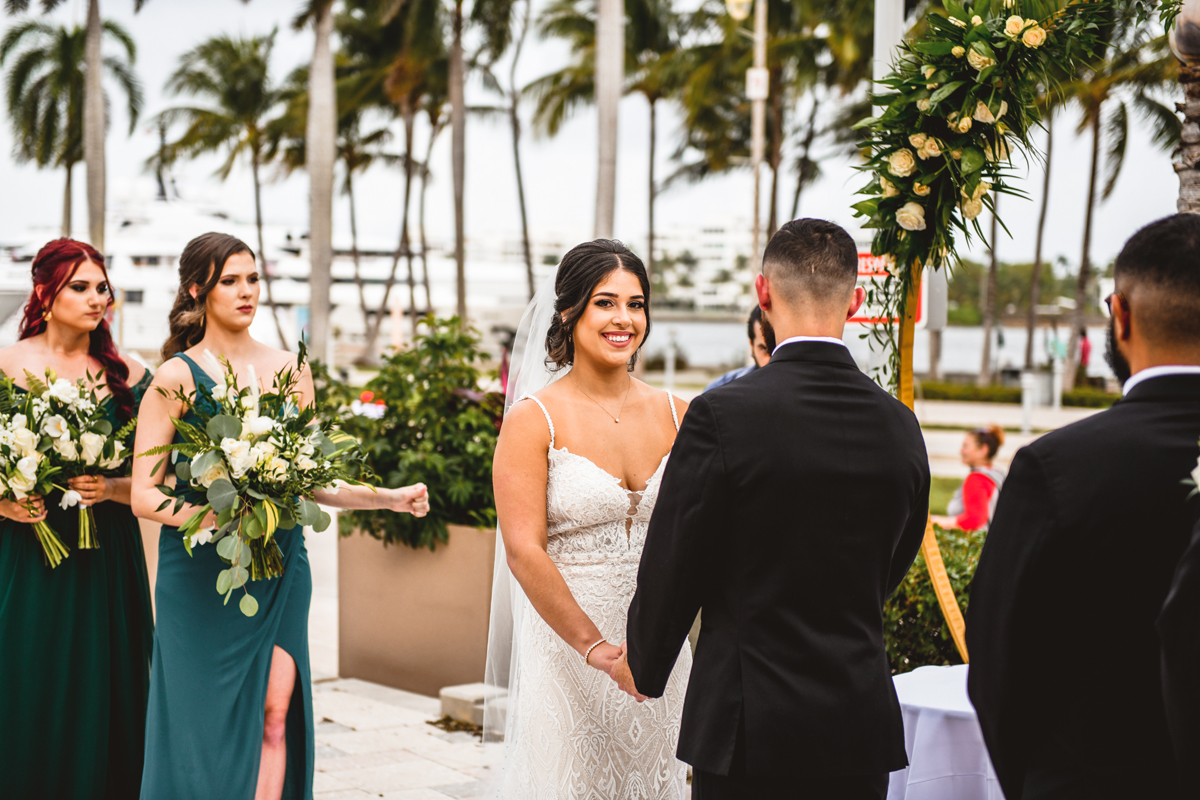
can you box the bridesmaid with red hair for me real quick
[0,239,154,799]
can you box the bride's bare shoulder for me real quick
[496,396,553,454]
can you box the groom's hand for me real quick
[610,644,648,702]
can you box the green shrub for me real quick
[919,380,1118,408]
[1063,386,1118,408]
[327,318,502,549]
[884,525,984,674]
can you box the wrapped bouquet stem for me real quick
[143,344,369,616]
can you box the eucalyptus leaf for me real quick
[216,569,232,595]
[206,415,243,442]
[91,420,113,436]
[314,510,332,533]
[239,594,259,617]
[238,546,251,568]
[207,478,238,513]
[175,461,192,482]
[190,449,220,476]
[297,499,320,527]
[231,566,249,589]
[216,535,239,561]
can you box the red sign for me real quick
[847,252,925,327]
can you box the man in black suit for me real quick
[967,213,1200,800]
[612,218,931,799]
[1159,517,1200,795]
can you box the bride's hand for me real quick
[586,642,623,675]
[380,484,430,516]
[609,643,648,702]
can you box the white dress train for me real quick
[501,392,692,800]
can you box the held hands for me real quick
[383,483,430,517]
[68,475,112,505]
[587,641,647,702]
[0,495,47,524]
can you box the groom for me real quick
[615,219,930,799]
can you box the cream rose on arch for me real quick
[967,47,995,71]
[887,148,917,177]
[896,202,927,231]
[1022,24,1047,48]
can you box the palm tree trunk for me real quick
[419,121,444,311]
[767,68,783,237]
[1065,109,1101,393]
[979,200,1000,387]
[307,1,336,364]
[361,111,417,362]
[790,96,820,219]
[451,0,467,319]
[511,0,535,300]
[1175,64,1200,212]
[251,153,289,350]
[648,97,657,280]
[346,163,371,333]
[62,162,73,238]
[83,0,105,252]
[594,0,622,238]
[1026,116,1053,370]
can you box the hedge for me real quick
[918,381,1118,408]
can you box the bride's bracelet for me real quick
[584,638,608,666]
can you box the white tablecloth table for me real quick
[886,664,1005,800]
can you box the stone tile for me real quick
[313,791,376,800]
[430,781,488,798]
[317,750,413,773]
[322,678,441,716]
[313,771,357,793]
[344,760,476,793]
[316,719,355,735]
[320,726,449,756]
[315,744,349,760]
[378,790,457,800]
[315,688,433,731]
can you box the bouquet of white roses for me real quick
[23,369,136,549]
[0,374,68,566]
[144,344,370,616]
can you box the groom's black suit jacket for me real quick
[626,341,930,777]
[967,374,1200,800]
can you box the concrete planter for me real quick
[338,524,496,697]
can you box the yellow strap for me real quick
[900,263,969,663]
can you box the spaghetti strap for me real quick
[520,395,556,448]
[170,352,215,390]
[666,392,679,432]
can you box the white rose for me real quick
[16,454,39,482]
[971,14,982,26]
[880,176,899,198]
[252,441,277,466]
[913,182,931,197]
[241,395,256,410]
[909,132,928,149]
[967,48,995,71]
[266,457,289,482]
[296,454,317,471]
[42,415,69,440]
[80,432,105,467]
[99,441,126,471]
[1022,24,1047,48]
[247,416,274,437]
[59,489,83,510]
[952,45,965,58]
[194,459,231,489]
[12,414,27,431]
[917,98,931,112]
[8,470,34,500]
[962,197,984,220]
[887,148,917,178]
[52,437,79,461]
[221,438,255,479]
[210,383,227,402]
[47,379,80,405]
[13,428,38,456]
[974,101,997,124]
[957,116,973,133]
[896,201,927,231]
[1004,15,1025,38]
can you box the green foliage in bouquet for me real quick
[884,524,985,673]
[852,0,1105,389]
[334,318,503,550]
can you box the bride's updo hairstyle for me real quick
[546,239,651,371]
[161,232,255,362]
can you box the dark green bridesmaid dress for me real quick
[140,353,314,800]
[0,371,155,799]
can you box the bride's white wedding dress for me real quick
[501,392,692,800]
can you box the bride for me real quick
[488,239,692,798]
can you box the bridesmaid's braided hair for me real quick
[545,239,652,371]
[161,233,255,363]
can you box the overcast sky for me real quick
[0,0,1182,274]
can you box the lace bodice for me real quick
[500,392,691,800]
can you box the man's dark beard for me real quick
[1105,317,1132,385]
[759,313,776,353]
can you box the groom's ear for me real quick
[845,286,866,320]
[755,273,771,311]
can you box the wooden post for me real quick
[899,263,969,663]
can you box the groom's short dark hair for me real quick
[762,219,858,303]
[1115,213,1200,343]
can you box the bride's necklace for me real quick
[571,374,633,424]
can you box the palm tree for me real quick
[0,18,140,237]
[156,31,288,348]
[295,1,337,363]
[1058,25,1180,390]
[529,0,684,275]
[979,200,1000,387]
[474,0,537,297]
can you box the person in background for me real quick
[931,425,1005,532]
[1078,326,1092,385]
[703,306,775,392]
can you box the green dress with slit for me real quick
[139,353,314,800]
[0,370,155,799]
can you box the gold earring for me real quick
[42,309,52,321]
